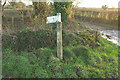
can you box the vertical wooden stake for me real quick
[57,22,63,59]
[12,16,14,28]
[22,12,24,22]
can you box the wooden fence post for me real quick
[22,11,24,22]
[57,22,63,59]
[12,16,14,28]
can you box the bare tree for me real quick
[102,5,108,10]
[1,0,7,16]
[73,0,83,8]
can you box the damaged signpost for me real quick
[46,13,63,59]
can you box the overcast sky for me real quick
[2,0,120,8]
[77,0,119,8]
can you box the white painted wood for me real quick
[46,13,61,24]
[46,13,63,59]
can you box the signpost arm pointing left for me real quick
[46,13,63,59]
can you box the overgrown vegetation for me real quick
[2,1,119,78]
[2,28,119,78]
[2,39,118,78]
[2,29,74,51]
[33,2,49,23]
[2,28,100,52]
[54,2,73,22]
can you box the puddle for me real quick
[78,21,120,46]
[100,30,120,46]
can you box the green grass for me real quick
[2,37,119,78]
[2,7,119,78]
[2,27,119,78]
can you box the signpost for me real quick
[46,13,61,24]
[46,13,63,59]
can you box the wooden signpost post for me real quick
[46,13,63,59]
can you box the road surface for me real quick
[79,21,120,46]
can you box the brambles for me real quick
[2,1,118,78]
[2,30,118,78]
[2,25,118,78]
[2,28,101,52]
[2,29,76,52]
[2,30,57,51]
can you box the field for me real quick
[3,8,119,33]
[2,7,119,78]
[74,8,118,29]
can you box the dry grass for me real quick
[73,8,118,27]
